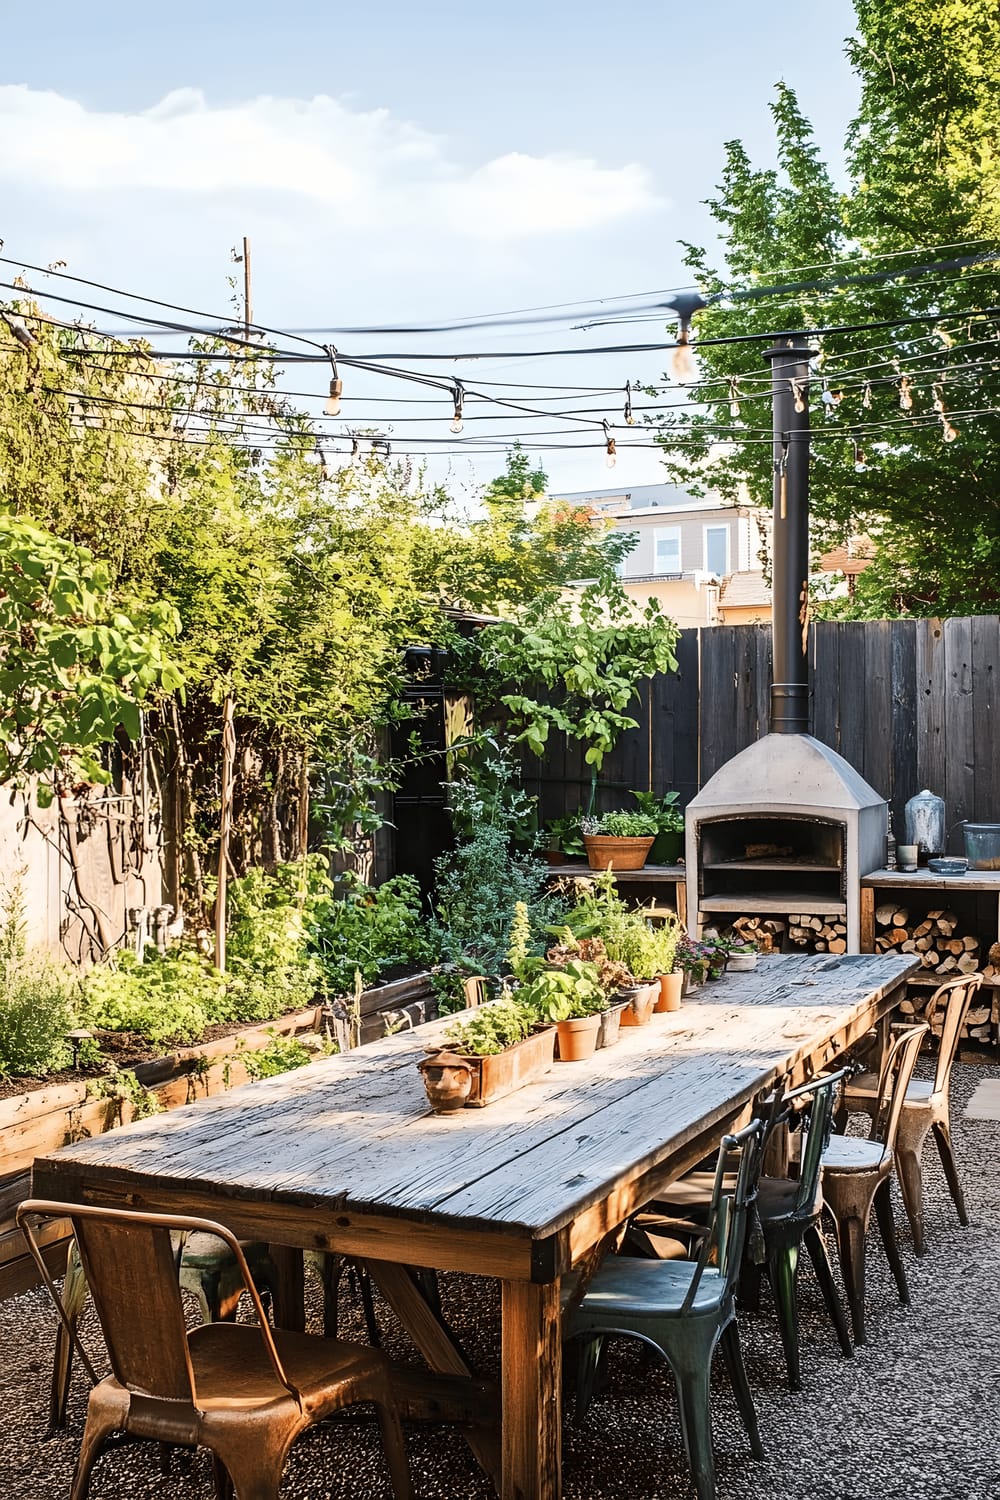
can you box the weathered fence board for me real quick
[522,617,1000,853]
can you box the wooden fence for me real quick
[523,616,1000,853]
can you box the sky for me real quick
[0,0,862,496]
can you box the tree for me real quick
[653,1,1000,616]
[0,514,180,798]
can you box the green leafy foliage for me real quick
[0,514,181,795]
[81,947,230,1045]
[237,1031,314,1082]
[312,872,436,998]
[0,886,78,1076]
[631,791,684,835]
[516,960,605,1023]
[585,811,659,837]
[653,5,1000,616]
[86,1064,161,1119]
[444,996,536,1056]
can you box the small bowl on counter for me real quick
[926,856,969,875]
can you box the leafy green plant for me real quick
[546,813,586,858]
[81,947,229,1045]
[583,811,659,838]
[0,882,78,1077]
[444,997,535,1056]
[313,872,435,998]
[517,960,605,1023]
[631,791,684,835]
[237,1031,314,1082]
[545,935,632,998]
[86,1064,161,1120]
[646,914,683,976]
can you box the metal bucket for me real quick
[962,822,1000,870]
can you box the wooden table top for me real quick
[33,953,916,1261]
[861,866,1000,892]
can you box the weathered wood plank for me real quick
[862,620,892,799]
[812,622,840,753]
[915,617,948,805]
[501,1279,562,1500]
[970,615,1000,823]
[944,616,976,852]
[890,618,918,836]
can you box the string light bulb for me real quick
[899,376,913,410]
[941,416,959,442]
[664,291,706,383]
[324,345,343,416]
[603,420,617,469]
[728,377,741,419]
[790,378,806,414]
[623,381,636,424]
[450,380,465,433]
[853,440,867,473]
[862,381,873,410]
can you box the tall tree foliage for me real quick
[0,307,636,894]
[655,0,1000,616]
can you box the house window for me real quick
[704,525,729,577]
[653,527,681,574]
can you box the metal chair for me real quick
[840,973,981,1255]
[19,1200,413,1500]
[49,1231,280,1428]
[566,1118,767,1500]
[820,1022,928,1345]
[630,1070,854,1390]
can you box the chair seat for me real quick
[188,1322,388,1415]
[578,1252,727,1319]
[844,1074,936,1109]
[645,1173,814,1225]
[822,1135,890,1173]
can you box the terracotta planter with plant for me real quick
[618,981,659,1026]
[543,933,635,1050]
[515,959,607,1063]
[425,997,557,1110]
[555,1012,602,1061]
[643,912,683,1013]
[582,811,659,871]
[655,971,684,1012]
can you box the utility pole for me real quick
[763,336,812,735]
[242,235,253,341]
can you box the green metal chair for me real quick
[566,1117,767,1500]
[632,1068,855,1391]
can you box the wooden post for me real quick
[501,1278,562,1500]
[242,235,252,340]
[214,695,235,973]
[860,885,875,953]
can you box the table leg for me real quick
[366,1259,502,1491]
[268,1244,305,1331]
[501,1278,562,1500]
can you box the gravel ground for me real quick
[2,1059,999,1500]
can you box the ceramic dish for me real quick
[926,856,968,875]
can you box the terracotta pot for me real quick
[418,1050,474,1113]
[543,849,565,866]
[555,1013,602,1061]
[597,1001,629,1049]
[618,981,658,1026]
[582,834,655,872]
[654,971,684,1013]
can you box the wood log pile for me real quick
[786,914,848,953]
[731,915,787,954]
[874,905,992,1043]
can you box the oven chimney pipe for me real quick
[764,337,812,734]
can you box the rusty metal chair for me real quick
[19,1201,414,1500]
[566,1118,767,1500]
[820,1022,928,1345]
[49,1231,281,1428]
[839,973,981,1255]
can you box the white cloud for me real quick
[0,85,660,240]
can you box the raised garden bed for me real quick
[0,968,439,1298]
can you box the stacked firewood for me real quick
[730,915,787,954]
[872,904,980,975]
[786,914,848,954]
[875,905,991,1042]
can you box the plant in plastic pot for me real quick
[631,790,685,865]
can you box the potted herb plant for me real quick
[581,811,659,871]
[545,934,633,1048]
[676,934,710,995]
[422,994,556,1109]
[631,790,685,866]
[544,812,587,865]
[517,960,606,1062]
[646,913,684,1012]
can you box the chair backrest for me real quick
[781,1065,855,1218]
[462,975,487,1008]
[17,1200,296,1408]
[682,1116,766,1314]
[927,974,982,1096]
[871,1023,929,1154]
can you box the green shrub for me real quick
[312,873,436,998]
[0,885,78,1077]
[81,946,227,1045]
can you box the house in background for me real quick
[550,481,771,629]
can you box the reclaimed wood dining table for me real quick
[32,950,917,1500]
